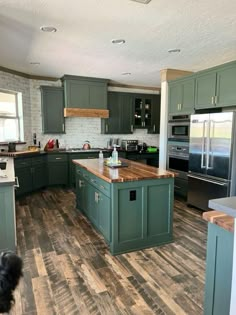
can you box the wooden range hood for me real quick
[64,108,109,118]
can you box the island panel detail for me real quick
[74,158,174,255]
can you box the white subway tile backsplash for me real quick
[0,71,159,151]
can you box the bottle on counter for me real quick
[112,145,118,164]
[99,150,104,162]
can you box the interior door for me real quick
[189,114,209,175]
[206,112,233,179]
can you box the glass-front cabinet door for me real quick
[134,94,152,128]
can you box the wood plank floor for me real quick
[10,188,207,315]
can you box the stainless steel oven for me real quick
[167,143,189,178]
[168,114,190,141]
[167,141,189,198]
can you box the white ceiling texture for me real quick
[0,0,236,87]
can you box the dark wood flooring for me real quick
[11,188,207,315]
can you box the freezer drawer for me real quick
[187,174,230,211]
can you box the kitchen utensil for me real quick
[83,141,91,150]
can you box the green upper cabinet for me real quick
[40,86,65,134]
[133,94,155,129]
[148,94,161,134]
[101,92,133,134]
[195,62,236,109]
[168,77,195,115]
[61,75,109,109]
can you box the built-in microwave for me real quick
[168,114,190,141]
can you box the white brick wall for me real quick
[0,70,159,151]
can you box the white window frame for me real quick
[0,89,24,143]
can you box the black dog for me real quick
[0,251,23,313]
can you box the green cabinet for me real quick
[168,77,195,115]
[47,154,68,186]
[75,164,173,254]
[133,94,154,129]
[75,167,111,242]
[69,152,110,187]
[204,223,233,315]
[0,185,16,251]
[62,75,108,109]
[101,92,133,134]
[148,94,161,134]
[40,86,65,134]
[14,156,47,197]
[195,62,236,109]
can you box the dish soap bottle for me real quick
[112,145,118,164]
[99,150,104,162]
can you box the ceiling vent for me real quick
[130,0,152,4]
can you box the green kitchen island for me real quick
[73,158,175,255]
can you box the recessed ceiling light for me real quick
[40,26,57,33]
[111,39,125,44]
[168,48,181,53]
[30,62,40,65]
[122,72,131,75]
[130,0,152,3]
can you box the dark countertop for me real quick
[73,158,175,183]
[0,148,159,158]
[0,157,15,186]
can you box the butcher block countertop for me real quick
[202,211,234,233]
[73,158,175,183]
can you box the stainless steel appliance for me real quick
[121,140,138,151]
[168,114,190,141]
[167,141,189,198]
[187,112,236,211]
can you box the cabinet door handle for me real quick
[153,124,156,132]
[131,124,133,132]
[99,185,105,190]
[211,96,214,104]
[91,178,97,184]
[180,103,182,110]
[56,157,62,160]
[105,124,108,132]
[143,121,145,127]
[62,123,65,132]
[215,95,218,104]
[14,176,19,188]
[79,180,84,187]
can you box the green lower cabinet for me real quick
[111,179,173,254]
[75,165,173,255]
[97,192,110,242]
[0,185,16,252]
[15,156,47,197]
[15,166,32,196]
[47,154,68,186]
[204,223,233,315]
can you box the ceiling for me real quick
[0,0,236,87]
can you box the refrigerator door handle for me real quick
[201,120,207,169]
[207,119,214,170]
[188,174,228,186]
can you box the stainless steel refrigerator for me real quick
[187,112,236,210]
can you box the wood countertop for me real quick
[72,158,176,183]
[202,211,234,233]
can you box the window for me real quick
[0,90,23,142]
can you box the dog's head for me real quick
[0,251,23,313]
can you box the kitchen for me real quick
[1,0,236,314]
